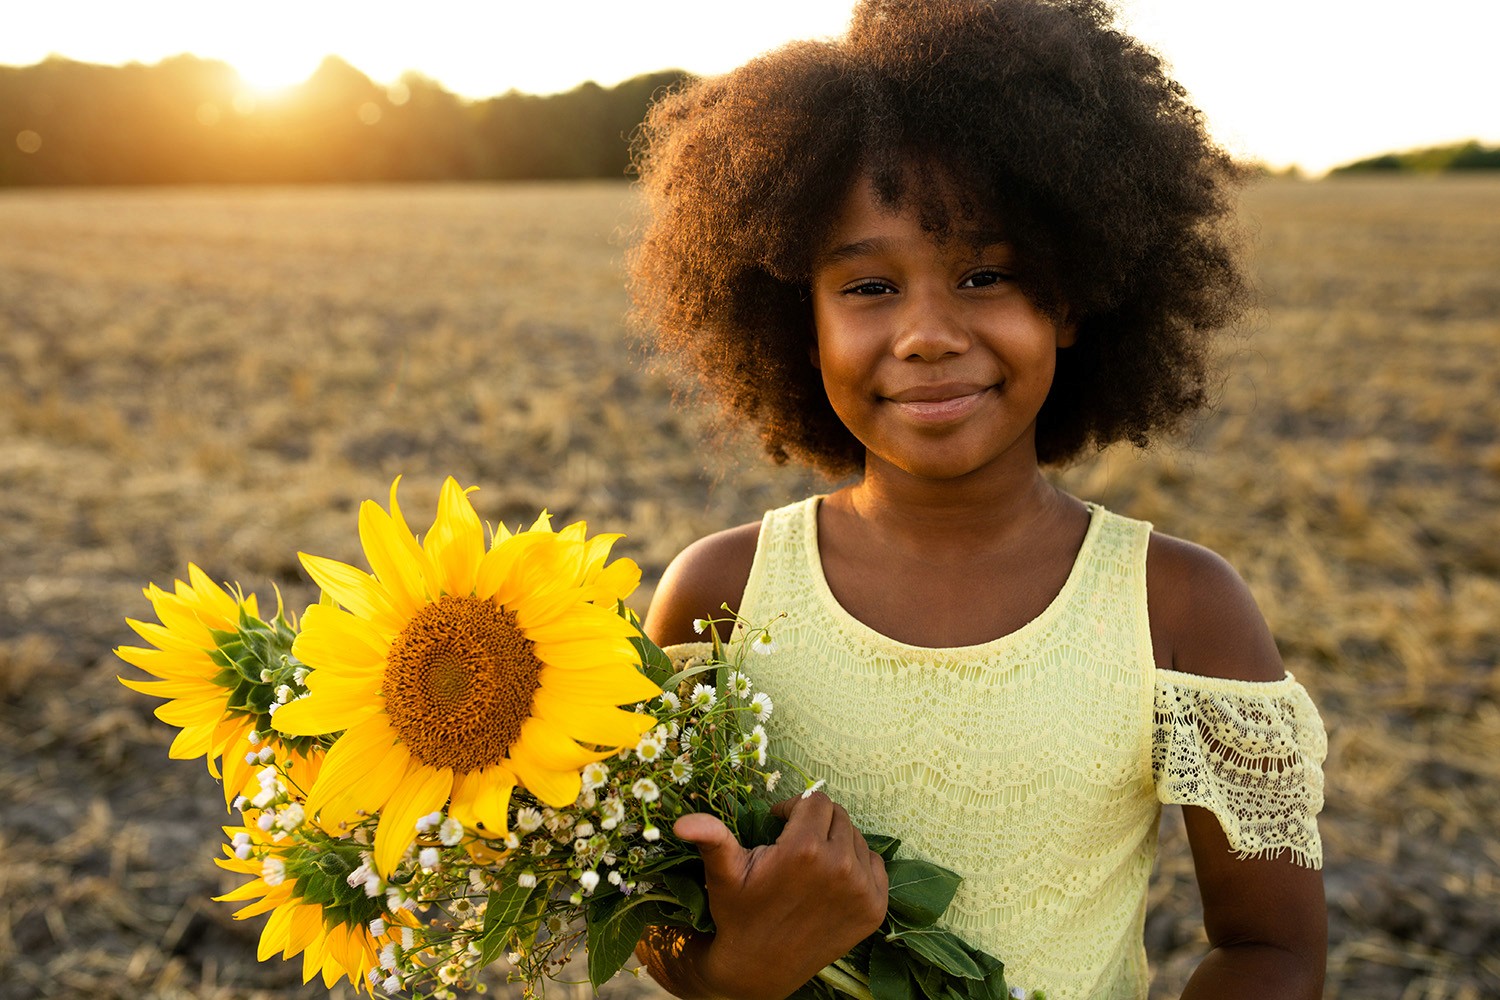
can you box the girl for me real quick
[627,1,1328,997]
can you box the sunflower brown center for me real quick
[382,595,543,772]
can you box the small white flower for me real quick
[232,795,248,812]
[643,824,661,842]
[751,692,774,720]
[438,816,463,846]
[256,811,276,832]
[250,787,275,810]
[382,975,401,994]
[261,857,286,886]
[751,633,776,655]
[256,745,275,763]
[635,734,663,763]
[402,927,415,950]
[579,870,600,893]
[293,667,309,685]
[276,803,305,831]
[415,811,443,834]
[669,756,693,785]
[764,770,781,792]
[518,871,537,888]
[232,831,251,849]
[631,778,661,802]
[266,702,280,716]
[243,750,259,765]
[729,670,752,697]
[575,821,595,838]
[607,869,623,885]
[1010,989,1027,999]
[568,891,583,905]
[506,951,523,965]
[514,807,544,833]
[274,684,295,704]
[692,617,708,634]
[581,761,610,791]
[658,691,680,712]
[369,917,386,937]
[259,668,274,682]
[246,730,261,746]
[690,683,715,709]
[505,832,521,850]
[256,765,278,788]
[801,778,826,799]
[726,746,742,768]
[380,943,399,971]
[234,842,253,860]
[419,847,441,871]
[600,797,625,830]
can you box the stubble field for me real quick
[0,177,1496,999]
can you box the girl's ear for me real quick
[1055,312,1078,349]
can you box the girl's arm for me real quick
[636,526,891,1000]
[1148,535,1327,1000]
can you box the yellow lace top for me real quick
[664,497,1326,1000]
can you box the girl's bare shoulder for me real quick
[643,521,761,647]
[1145,531,1285,682]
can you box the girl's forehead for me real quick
[818,173,1008,259]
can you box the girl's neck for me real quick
[831,449,1074,558]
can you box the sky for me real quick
[2,0,1496,175]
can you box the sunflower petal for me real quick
[506,750,582,808]
[359,499,429,616]
[538,663,661,703]
[303,718,402,824]
[373,763,453,875]
[298,554,406,635]
[423,477,484,597]
[530,687,654,746]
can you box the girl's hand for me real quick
[672,792,890,1000]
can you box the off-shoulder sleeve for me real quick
[1152,669,1328,869]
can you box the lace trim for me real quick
[1152,669,1327,869]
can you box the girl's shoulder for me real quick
[1144,529,1286,683]
[643,520,761,647]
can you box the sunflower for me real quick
[117,567,314,804]
[215,818,414,993]
[272,477,659,874]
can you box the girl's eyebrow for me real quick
[815,237,888,268]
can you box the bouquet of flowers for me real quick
[117,477,1041,999]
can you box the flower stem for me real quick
[815,962,875,1000]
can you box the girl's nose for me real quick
[891,288,971,361]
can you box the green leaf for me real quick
[476,881,536,968]
[884,859,961,928]
[910,960,950,1000]
[887,929,984,979]
[660,866,714,933]
[865,833,902,861]
[629,627,677,687]
[733,797,785,849]
[869,938,915,1000]
[585,897,654,989]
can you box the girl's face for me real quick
[808,174,1075,482]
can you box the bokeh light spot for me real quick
[357,102,382,125]
[16,130,42,154]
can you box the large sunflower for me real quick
[117,567,315,804]
[272,477,659,874]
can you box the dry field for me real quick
[0,177,1495,999]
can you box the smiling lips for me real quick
[883,382,998,422]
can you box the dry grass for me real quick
[0,177,1494,999]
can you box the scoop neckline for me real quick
[801,495,1105,656]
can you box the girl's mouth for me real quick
[883,383,997,423]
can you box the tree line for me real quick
[1330,140,1500,175]
[0,55,689,185]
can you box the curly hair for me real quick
[627,0,1249,476]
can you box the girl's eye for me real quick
[960,269,1012,289]
[843,280,896,296]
